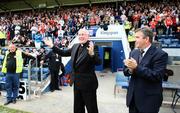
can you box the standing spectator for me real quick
[124,20,132,36]
[0,28,6,47]
[41,51,63,91]
[30,23,38,39]
[164,16,173,35]
[14,24,21,35]
[58,27,65,40]
[128,27,136,50]
[132,11,140,29]
[156,21,167,35]
[149,18,157,32]
[2,43,35,105]
[9,24,15,40]
[34,31,43,49]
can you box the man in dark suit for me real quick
[44,28,101,113]
[41,51,65,91]
[123,27,168,113]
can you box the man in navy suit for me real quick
[123,27,168,113]
[44,28,101,113]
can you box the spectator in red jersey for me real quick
[155,13,161,22]
[164,16,173,34]
[149,18,157,32]
[132,11,141,29]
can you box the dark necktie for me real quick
[138,49,144,64]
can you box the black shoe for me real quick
[12,100,16,104]
[56,88,62,91]
[4,100,12,105]
[50,89,55,92]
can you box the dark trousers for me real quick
[6,73,20,101]
[74,88,98,113]
[50,69,59,91]
[129,96,158,113]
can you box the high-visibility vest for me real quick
[0,31,6,39]
[124,21,131,30]
[128,31,135,42]
[104,51,109,60]
[2,50,23,73]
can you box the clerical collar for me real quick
[80,44,83,47]
[80,41,89,47]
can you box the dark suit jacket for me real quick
[52,43,101,90]
[43,51,62,71]
[123,45,168,112]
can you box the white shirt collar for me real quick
[142,44,151,56]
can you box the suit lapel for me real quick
[76,47,88,66]
[140,45,155,64]
[71,44,80,68]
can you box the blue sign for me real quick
[87,26,99,37]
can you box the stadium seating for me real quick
[114,71,129,97]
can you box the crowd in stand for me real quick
[0,1,179,61]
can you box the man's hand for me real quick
[87,41,94,56]
[124,58,138,71]
[44,37,54,48]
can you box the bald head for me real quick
[9,43,17,52]
[78,29,89,44]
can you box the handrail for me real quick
[27,59,33,100]
[40,64,43,84]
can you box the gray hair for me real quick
[135,27,153,43]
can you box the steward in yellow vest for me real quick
[0,30,6,46]
[2,44,35,105]
[124,20,132,30]
[2,49,23,73]
[124,20,132,36]
[128,28,136,50]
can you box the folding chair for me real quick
[172,89,180,111]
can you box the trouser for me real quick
[50,69,59,91]
[5,73,20,101]
[129,96,159,113]
[74,88,98,113]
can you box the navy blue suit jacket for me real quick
[123,45,168,112]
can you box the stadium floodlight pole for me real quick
[23,0,34,10]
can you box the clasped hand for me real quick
[124,58,138,71]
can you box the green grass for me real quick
[0,105,31,113]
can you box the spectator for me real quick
[41,50,63,91]
[2,43,35,105]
